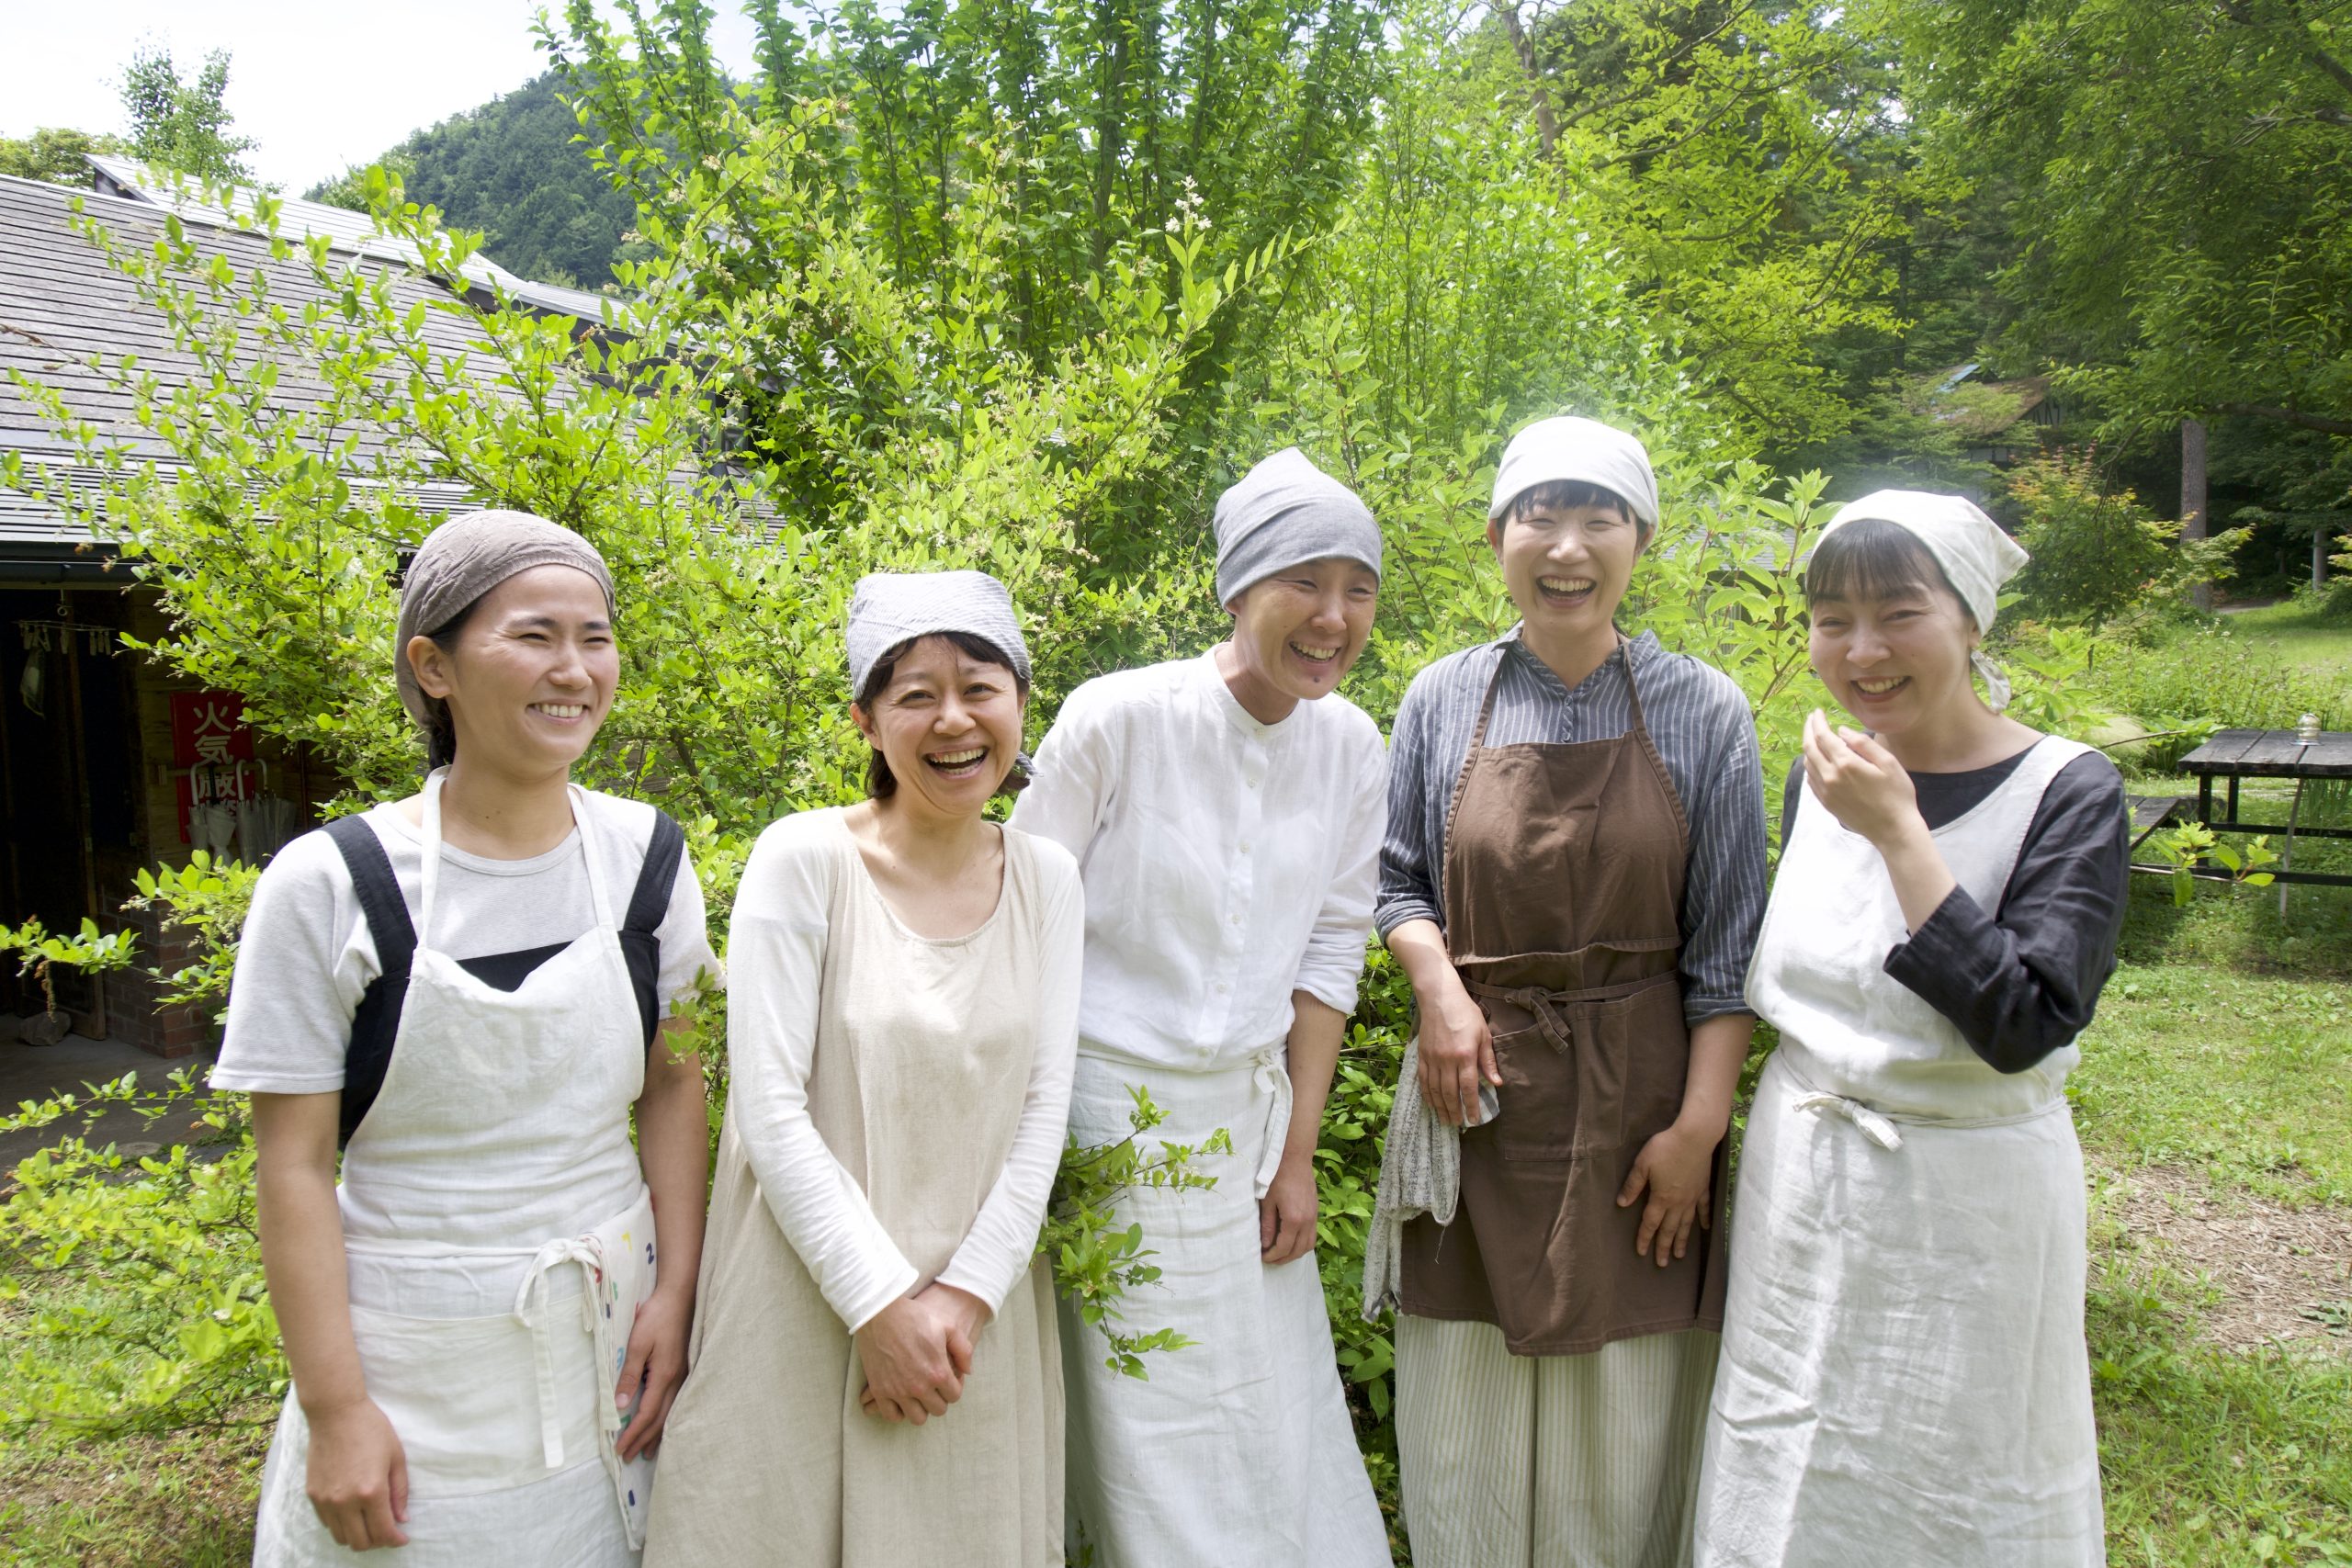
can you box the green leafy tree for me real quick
[1477,0,1931,451]
[0,127,124,186]
[305,74,638,288]
[119,45,260,184]
[1883,0,2352,446]
[2007,451,2232,627]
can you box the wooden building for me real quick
[0,161,604,1054]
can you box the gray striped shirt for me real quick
[1374,628,1769,1024]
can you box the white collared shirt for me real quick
[1011,651,1388,1071]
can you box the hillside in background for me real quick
[306,73,632,288]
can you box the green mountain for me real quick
[307,73,633,288]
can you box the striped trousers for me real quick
[1396,1316,1718,1568]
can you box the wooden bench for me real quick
[2125,793,2188,854]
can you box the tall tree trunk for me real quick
[1497,4,1561,155]
[2181,416,2212,611]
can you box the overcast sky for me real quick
[7,2,765,193]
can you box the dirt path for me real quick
[2098,1163,2352,1352]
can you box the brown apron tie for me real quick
[1464,981,1575,1053]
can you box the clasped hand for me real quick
[855,1281,989,1425]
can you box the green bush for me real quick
[2008,452,2233,628]
[2076,619,2346,766]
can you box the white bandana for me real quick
[1815,490,2030,712]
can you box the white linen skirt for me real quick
[1059,1047,1393,1568]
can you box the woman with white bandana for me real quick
[1692,492,2125,1568]
[645,570,1083,1567]
[1010,447,1391,1567]
[1372,416,1769,1568]
[218,511,719,1564]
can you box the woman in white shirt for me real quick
[644,570,1084,1568]
[217,510,718,1564]
[1011,448,1393,1568]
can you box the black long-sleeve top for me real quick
[1781,747,2129,1074]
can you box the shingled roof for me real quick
[0,170,584,571]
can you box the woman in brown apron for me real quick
[1373,418,1770,1568]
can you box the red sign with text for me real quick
[168,690,254,768]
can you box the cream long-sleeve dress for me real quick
[643,808,1083,1567]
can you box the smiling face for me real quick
[1806,578,1983,737]
[1487,488,1645,649]
[853,634,1028,822]
[1221,557,1381,720]
[407,564,616,778]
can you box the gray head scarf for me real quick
[845,570,1033,699]
[394,510,616,741]
[1212,447,1383,608]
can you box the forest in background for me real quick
[246,0,2344,594]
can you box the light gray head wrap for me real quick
[1212,447,1382,608]
[846,570,1032,699]
[1815,489,2031,712]
[395,509,616,734]
[1488,415,1661,533]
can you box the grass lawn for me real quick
[2220,601,2352,686]
[2074,868,2352,1568]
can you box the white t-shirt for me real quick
[212,791,720,1097]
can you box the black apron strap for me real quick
[618,810,684,1048]
[323,816,414,1149]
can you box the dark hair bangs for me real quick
[854,630,1032,801]
[1507,479,1639,530]
[1804,518,1967,616]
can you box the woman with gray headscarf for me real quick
[216,511,719,1563]
[645,570,1083,1567]
[1692,491,2125,1567]
[1010,448,1392,1566]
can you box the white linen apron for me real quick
[643,818,1064,1568]
[1693,738,2103,1568]
[254,775,662,1568]
[1060,1043,1393,1568]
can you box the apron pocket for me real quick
[348,1300,604,1498]
[1576,974,1689,1150]
[1487,1021,1581,1162]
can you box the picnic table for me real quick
[2169,728,2352,889]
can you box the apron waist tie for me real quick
[1782,1055,2071,1154]
[512,1236,609,1472]
[1249,1045,1294,1200]
[1791,1091,1905,1150]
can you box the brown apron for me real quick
[1398,637,1729,1355]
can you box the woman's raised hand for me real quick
[303,1395,411,1551]
[1413,964,1499,1127]
[855,1282,989,1424]
[1801,709,1924,850]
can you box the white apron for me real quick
[1693,738,2103,1568]
[254,775,662,1568]
[1060,1044,1393,1568]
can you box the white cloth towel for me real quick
[1361,1037,1498,1322]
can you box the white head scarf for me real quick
[1815,489,2030,712]
[845,570,1032,699]
[1488,416,1660,532]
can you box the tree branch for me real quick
[2216,401,2352,435]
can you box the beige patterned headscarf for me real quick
[394,510,615,735]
